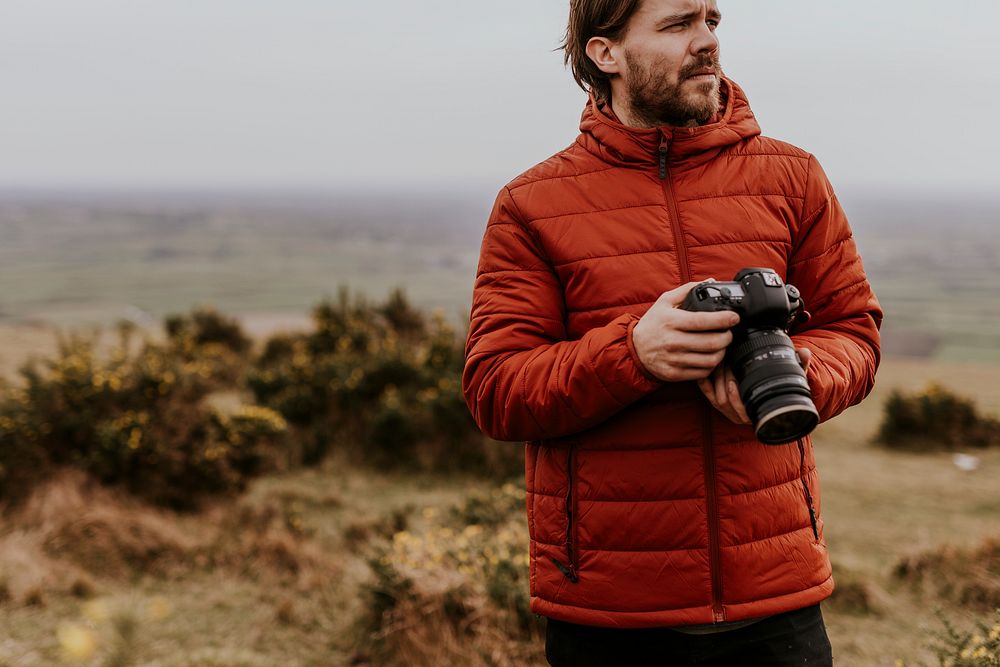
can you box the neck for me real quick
[606,82,720,129]
[611,97,705,129]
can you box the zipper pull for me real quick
[551,557,579,583]
[658,142,668,180]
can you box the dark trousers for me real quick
[545,604,833,667]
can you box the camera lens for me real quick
[728,330,819,445]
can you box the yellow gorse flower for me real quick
[146,595,173,621]
[81,599,111,623]
[231,405,288,431]
[127,428,142,450]
[57,622,97,661]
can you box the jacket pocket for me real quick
[551,446,580,583]
[797,439,820,542]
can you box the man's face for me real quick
[617,0,722,127]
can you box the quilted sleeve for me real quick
[788,155,884,422]
[462,186,662,442]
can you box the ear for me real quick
[585,36,622,76]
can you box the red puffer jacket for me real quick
[463,78,882,628]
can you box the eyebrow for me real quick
[655,8,722,28]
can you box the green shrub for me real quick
[249,288,520,475]
[162,306,251,386]
[0,387,50,501]
[379,287,427,339]
[876,383,1000,451]
[356,481,540,665]
[395,482,534,632]
[449,482,526,528]
[927,609,1000,666]
[165,306,251,356]
[0,313,287,509]
[0,292,523,507]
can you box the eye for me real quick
[707,19,720,30]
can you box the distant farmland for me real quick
[0,188,997,362]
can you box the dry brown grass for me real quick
[0,323,58,382]
[825,563,893,617]
[26,471,195,579]
[807,359,1000,665]
[0,529,72,608]
[360,593,545,667]
[0,468,337,605]
[0,470,180,605]
[894,538,1000,611]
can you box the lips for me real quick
[681,58,720,81]
[686,68,718,80]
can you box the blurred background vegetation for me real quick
[2,0,999,664]
[1,267,999,665]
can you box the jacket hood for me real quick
[577,76,761,168]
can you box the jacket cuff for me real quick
[625,315,664,387]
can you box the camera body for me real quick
[680,267,804,332]
[681,268,818,445]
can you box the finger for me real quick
[663,330,733,353]
[696,368,723,405]
[669,367,718,382]
[716,368,746,425]
[668,362,731,382]
[667,308,740,332]
[697,377,718,407]
[797,347,813,373]
[666,350,727,370]
[725,370,750,424]
[713,365,728,408]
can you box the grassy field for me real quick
[1,191,998,665]
[0,194,482,328]
[815,360,1000,664]
[1,191,998,362]
[1,352,998,666]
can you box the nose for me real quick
[690,20,720,56]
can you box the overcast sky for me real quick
[1,1,998,196]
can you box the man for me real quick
[462,0,882,664]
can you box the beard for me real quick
[623,50,722,128]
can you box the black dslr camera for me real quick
[680,268,818,445]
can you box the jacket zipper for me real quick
[659,139,690,283]
[663,137,720,618]
[797,439,820,541]
[702,406,726,622]
[552,447,580,583]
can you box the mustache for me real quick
[680,56,722,79]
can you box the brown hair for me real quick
[561,0,643,103]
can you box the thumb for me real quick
[797,347,813,373]
[660,279,716,308]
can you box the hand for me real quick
[631,281,740,383]
[697,346,815,425]
[698,364,749,425]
